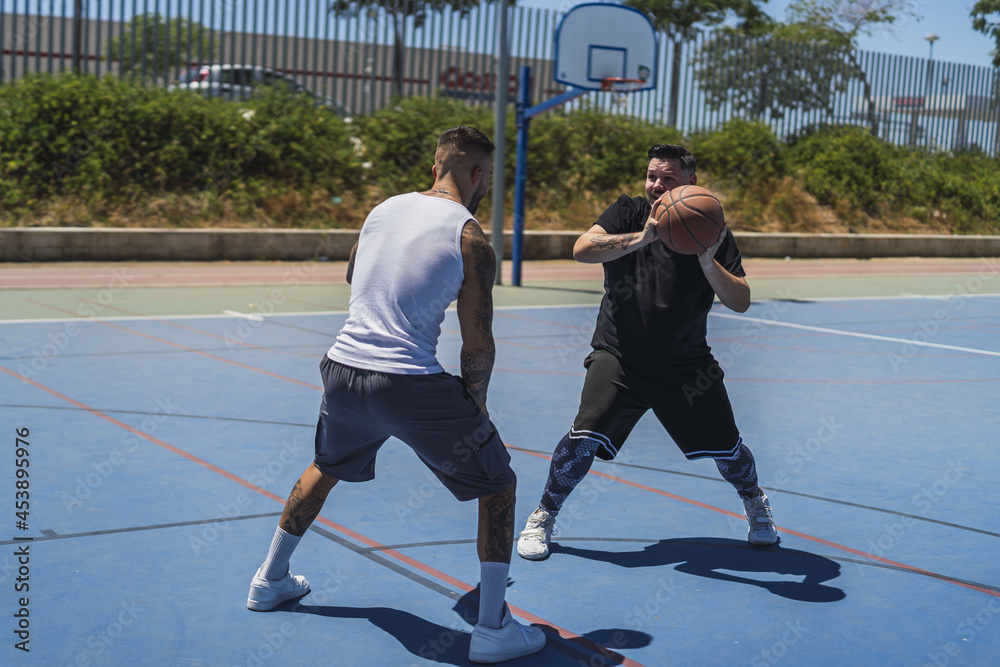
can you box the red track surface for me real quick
[0,257,994,289]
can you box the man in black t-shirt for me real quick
[516,144,778,560]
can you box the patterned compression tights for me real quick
[538,433,761,516]
[713,439,761,501]
[539,434,599,516]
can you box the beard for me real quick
[467,179,489,216]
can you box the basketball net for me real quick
[601,78,645,110]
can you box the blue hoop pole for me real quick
[512,65,532,287]
[511,68,588,287]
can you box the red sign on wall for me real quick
[893,96,925,109]
[439,66,517,101]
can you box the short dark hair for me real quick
[647,144,696,176]
[437,125,495,157]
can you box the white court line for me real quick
[221,310,264,322]
[711,311,1000,357]
[0,303,596,325]
[747,292,1000,303]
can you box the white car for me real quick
[168,64,344,113]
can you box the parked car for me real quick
[168,64,345,114]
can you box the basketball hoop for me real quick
[601,78,645,109]
[600,77,647,93]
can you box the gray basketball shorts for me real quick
[312,356,515,502]
[573,349,742,462]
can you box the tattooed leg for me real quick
[279,463,340,537]
[476,478,517,628]
[477,477,516,563]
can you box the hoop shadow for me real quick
[552,537,845,602]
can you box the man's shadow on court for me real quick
[551,537,845,603]
[288,602,473,665]
[285,582,653,665]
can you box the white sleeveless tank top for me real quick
[327,192,472,374]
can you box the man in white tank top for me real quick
[247,126,545,663]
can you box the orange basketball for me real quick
[652,185,725,255]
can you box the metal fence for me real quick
[3,1,999,154]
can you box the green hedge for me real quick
[0,73,362,221]
[690,118,784,186]
[781,125,1000,231]
[2,72,999,232]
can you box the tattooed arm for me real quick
[456,220,497,418]
[572,217,659,264]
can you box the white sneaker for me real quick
[516,508,556,560]
[469,606,546,664]
[743,492,778,546]
[247,565,310,611]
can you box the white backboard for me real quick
[554,3,658,92]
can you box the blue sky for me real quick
[518,0,999,68]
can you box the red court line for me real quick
[0,365,644,667]
[506,444,1000,601]
[25,299,322,390]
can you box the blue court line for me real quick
[352,535,1000,596]
[506,444,1000,602]
[0,363,646,667]
[6,305,995,589]
[0,513,283,546]
[506,444,1000,540]
[0,514,626,664]
[17,296,592,378]
[23,299,323,389]
[3,302,996,662]
[89,300,318,357]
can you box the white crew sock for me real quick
[478,561,511,629]
[260,526,302,580]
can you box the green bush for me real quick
[2,72,999,233]
[349,97,669,205]
[527,105,676,196]
[352,95,493,194]
[690,118,784,186]
[0,73,361,211]
[785,124,903,211]
[912,152,1000,232]
[783,125,1000,230]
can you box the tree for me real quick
[329,0,504,103]
[784,0,919,40]
[970,1,1000,154]
[623,0,770,126]
[694,0,920,136]
[970,0,1000,67]
[787,1,919,137]
[694,25,856,122]
[105,13,217,81]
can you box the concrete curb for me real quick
[1,227,998,262]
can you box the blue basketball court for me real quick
[1,258,998,666]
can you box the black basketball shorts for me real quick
[313,356,515,501]
[571,349,742,461]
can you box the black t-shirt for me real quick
[590,195,746,373]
